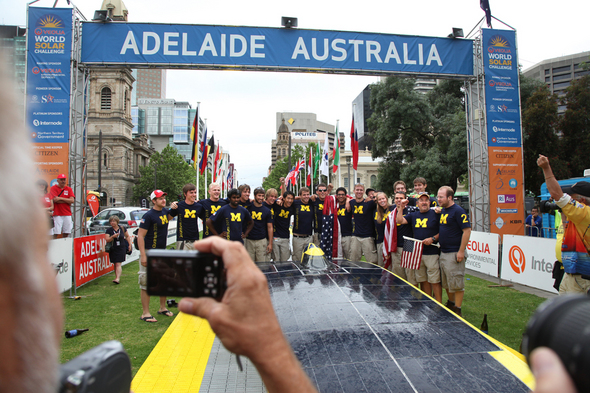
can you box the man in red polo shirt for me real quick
[50,174,75,239]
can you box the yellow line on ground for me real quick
[131,312,216,393]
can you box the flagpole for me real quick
[195,102,200,199]
[205,121,209,193]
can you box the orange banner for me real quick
[488,146,525,237]
[31,142,69,187]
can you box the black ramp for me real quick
[260,260,531,393]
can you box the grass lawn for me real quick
[60,259,546,376]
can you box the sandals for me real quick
[139,315,157,323]
[157,309,174,317]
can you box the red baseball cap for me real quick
[57,174,67,179]
[150,190,167,200]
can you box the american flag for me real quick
[401,236,423,270]
[320,195,340,261]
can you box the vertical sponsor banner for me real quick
[465,231,500,277]
[74,234,112,287]
[26,7,72,186]
[501,235,557,293]
[483,29,525,236]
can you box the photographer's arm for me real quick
[537,155,564,201]
[179,238,317,393]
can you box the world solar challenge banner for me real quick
[483,28,525,237]
[26,7,72,187]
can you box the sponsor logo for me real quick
[496,168,516,176]
[467,240,490,254]
[495,217,504,229]
[509,178,518,188]
[32,119,63,126]
[508,245,525,274]
[35,14,65,32]
[496,208,518,214]
[496,178,504,189]
[497,194,516,204]
[510,219,522,224]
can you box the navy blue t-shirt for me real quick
[405,209,440,255]
[439,203,471,253]
[169,201,203,241]
[293,200,315,236]
[198,198,227,238]
[210,204,252,243]
[337,203,353,237]
[350,199,376,238]
[396,206,416,245]
[248,204,273,241]
[273,203,293,239]
[313,198,326,233]
[374,205,395,244]
[263,201,275,220]
[239,199,253,210]
[139,208,170,250]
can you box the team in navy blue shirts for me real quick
[336,187,353,260]
[398,192,442,303]
[437,186,471,316]
[272,191,295,261]
[137,190,174,323]
[292,187,315,263]
[245,187,273,262]
[207,188,253,244]
[169,184,202,249]
[348,184,377,263]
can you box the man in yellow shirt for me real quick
[538,155,590,293]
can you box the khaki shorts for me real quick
[292,235,313,264]
[390,248,408,281]
[175,240,196,250]
[313,233,321,247]
[272,237,291,262]
[246,238,270,262]
[559,273,590,295]
[422,254,441,284]
[138,262,147,291]
[349,236,377,263]
[341,236,352,260]
[440,252,465,292]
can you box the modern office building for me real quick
[131,98,203,162]
[0,25,27,115]
[132,68,167,105]
[523,51,590,113]
[270,112,339,171]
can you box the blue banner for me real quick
[482,29,522,147]
[26,7,72,143]
[81,23,474,77]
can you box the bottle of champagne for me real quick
[480,314,488,334]
[65,328,89,338]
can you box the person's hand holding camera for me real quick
[179,237,316,393]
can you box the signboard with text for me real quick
[500,235,557,293]
[81,23,474,77]
[465,231,500,276]
[26,7,73,185]
[483,29,525,237]
[74,234,112,287]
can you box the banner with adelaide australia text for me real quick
[26,7,73,187]
[74,234,112,287]
[483,28,525,237]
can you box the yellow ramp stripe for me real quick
[132,312,216,393]
[488,350,535,390]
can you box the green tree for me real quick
[522,85,566,195]
[560,75,590,178]
[133,146,200,203]
[368,77,467,195]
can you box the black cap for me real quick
[366,187,375,195]
[561,181,590,198]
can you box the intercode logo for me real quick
[508,245,525,274]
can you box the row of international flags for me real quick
[285,112,360,189]
[189,104,232,187]
[188,105,362,190]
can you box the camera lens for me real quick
[523,295,590,392]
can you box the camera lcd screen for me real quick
[146,249,224,298]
